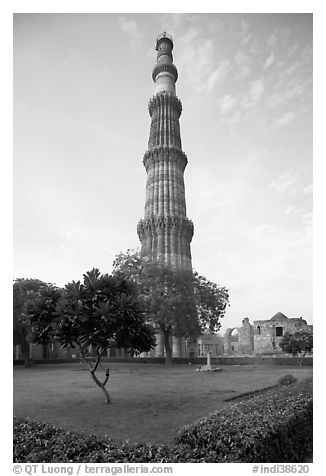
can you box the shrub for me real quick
[278,374,298,386]
[175,378,312,462]
[14,379,312,463]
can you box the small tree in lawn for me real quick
[28,268,156,403]
[279,329,313,366]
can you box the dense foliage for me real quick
[175,378,313,463]
[112,249,229,360]
[14,378,312,463]
[13,278,61,365]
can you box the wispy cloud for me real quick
[117,17,143,48]
[242,79,264,109]
[283,205,305,216]
[174,29,233,96]
[266,32,278,48]
[263,52,275,69]
[285,78,312,99]
[219,79,265,127]
[274,111,296,126]
[243,222,312,289]
[175,29,214,94]
[270,170,301,195]
[234,49,251,78]
[266,92,286,109]
[303,183,313,194]
[218,94,237,114]
[243,33,253,45]
[206,60,230,91]
[155,13,193,34]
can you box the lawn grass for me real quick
[13,362,312,444]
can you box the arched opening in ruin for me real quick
[229,328,239,353]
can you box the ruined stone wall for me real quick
[224,318,254,355]
[253,316,308,354]
[223,315,310,356]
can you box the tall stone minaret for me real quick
[137,32,194,272]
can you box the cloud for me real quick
[155,13,184,32]
[266,93,286,109]
[117,17,143,48]
[285,62,300,75]
[241,79,264,109]
[287,43,299,57]
[270,170,300,195]
[206,60,230,91]
[250,80,265,102]
[175,29,231,96]
[234,49,251,78]
[303,183,313,194]
[263,52,275,69]
[218,94,237,115]
[225,110,242,127]
[240,19,251,37]
[274,111,296,126]
[285,78,312,99]
[242,221,312,288]
[266,32,278,48]
[283,205,304,216]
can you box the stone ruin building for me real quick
[223,312,312,355]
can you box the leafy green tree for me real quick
[28,268,156,402]
[112,249,145,283]
[141,260,199,363]
[13,278,59,366]
[193,273,229,333]
[279,329,313,366]
[112,250,229,362]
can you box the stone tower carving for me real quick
[137,32,194,271]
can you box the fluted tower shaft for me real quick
[137,33,194,271]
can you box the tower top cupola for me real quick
[156,32,174,52]
[152,32,178,95]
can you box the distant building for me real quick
[197,331,224,357]
[224,312,312,355]
[253,312,312,354]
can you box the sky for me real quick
[13,12,313,332]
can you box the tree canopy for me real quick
[279,329,313,366]
[13,278,59,365]
[193,272,229,334]
[112,249,230,361]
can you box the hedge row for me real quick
[176,378,313,462]
[14,378,312,463]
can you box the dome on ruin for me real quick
[270,312,288,321]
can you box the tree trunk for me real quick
[298,351,306,367]
[78,344,111,403]
[24,357,35,367]
[20,341,34,367]
[163,330,173,365]
[90,372,111,403]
